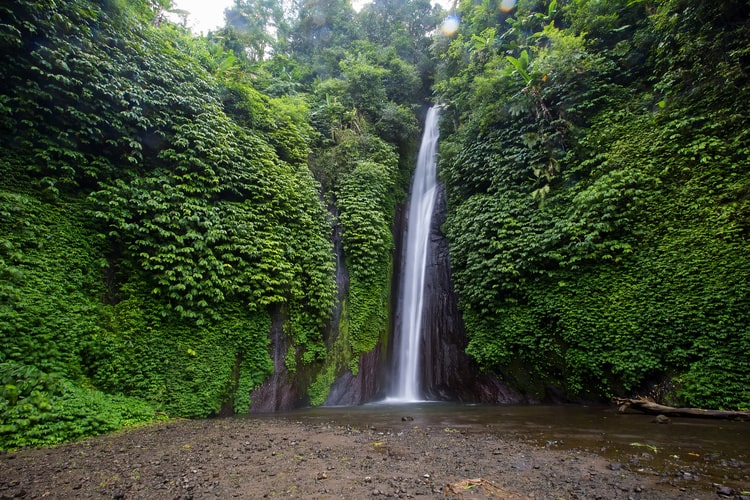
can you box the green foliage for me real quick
[340,53,389,123]
[436,0,750,408]
[0,192,105,377]
[308,362,337,406]
[338,161,396,279]
[0,0,342,445]
[89,290,274,417]
[336,157,397,357]
[376,102,420,145]
[650,0,750,111]
[218,0,289,62]
[357,0,441,69]
[90,112,335,327]
[0,361,161,451]
[305,42,424,150]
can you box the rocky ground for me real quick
[0,416,745,499]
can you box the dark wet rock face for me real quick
[250,312,305,412]
[420,184,524,403]
[323,207,387,406]
[252,181,522,409]
[325,346,384,406]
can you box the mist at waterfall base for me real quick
[387,106,441,404]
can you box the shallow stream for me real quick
[263,402,750,494]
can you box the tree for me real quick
[218,0,291,62]
[289,0,359,77]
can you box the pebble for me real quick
[716,484,734,496]
[654,414,670,424]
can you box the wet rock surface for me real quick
[0,417,732,499]
[416,183,524,404]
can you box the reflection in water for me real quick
[258,403,750,492]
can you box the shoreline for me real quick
[0,415,732,499]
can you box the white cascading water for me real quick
[389,106,440,402]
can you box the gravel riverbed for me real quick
[0,417,742,499]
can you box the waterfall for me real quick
[389,106,440,402]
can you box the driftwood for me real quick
[613,397,750,421]
[443,478,524,499]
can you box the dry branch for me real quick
[613,398,750,421]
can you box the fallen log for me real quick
[613,397,750,421]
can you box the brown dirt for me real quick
[0,417,730,499]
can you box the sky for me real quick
[171,0,236,35]
[171,0,373,35]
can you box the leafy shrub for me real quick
[0,362,161,451]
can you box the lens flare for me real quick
[499,0,517,12]
[441,15,460,35]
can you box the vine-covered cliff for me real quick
[434,0,750,408]
[1,0,748,450]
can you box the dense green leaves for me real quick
[0,0,431,439]
[0,0,338,445]
[0,193,104,378]
[0,361,161,450]
[338,160,396,357]
[436,0,750,408]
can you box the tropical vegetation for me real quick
[0,0,747,449]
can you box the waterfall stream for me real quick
[389,106,440,402]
